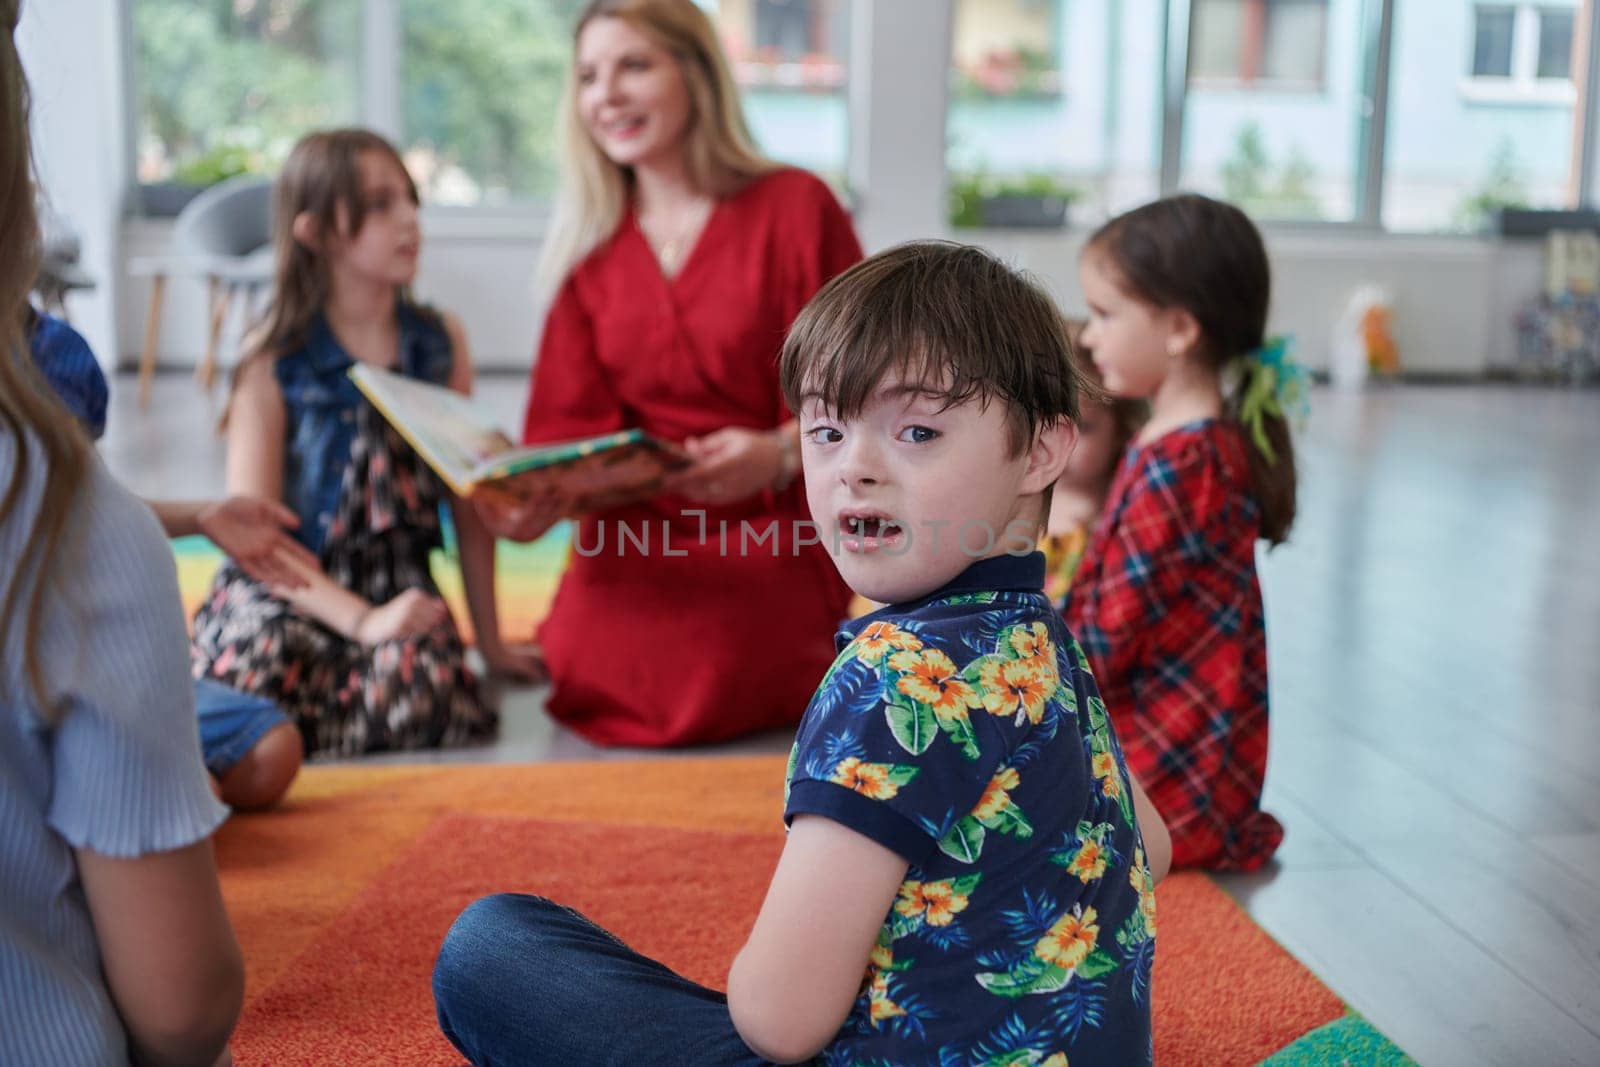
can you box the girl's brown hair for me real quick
[536,0,775,298]
[1085,194,1296,544]
[247,127,420,363]
[0,0,93,719]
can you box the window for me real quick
[134,1,849,209]
[1386,0,1579,230]
[945,0,1159,227]
[133,0,361,190]
[1465,4,1576,96]
[754,0,821,58]
[707,0,851,186]
[1537,8,1575,79]
[1472,6,1517,77]
[951,0,1061,97]
[399,1,586,206]
[1178,0,1357,222]
[1189,0,1329,89]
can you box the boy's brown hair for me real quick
[779,241,1087,457]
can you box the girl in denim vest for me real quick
[191,129,534,758]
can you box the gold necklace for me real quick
[646,197,712,275]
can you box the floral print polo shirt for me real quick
[785,553,1155,1067]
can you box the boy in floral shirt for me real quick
[432,243,1169,1067]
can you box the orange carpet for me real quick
[217,758,1363,1066]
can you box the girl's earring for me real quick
[1167,341,1182,359]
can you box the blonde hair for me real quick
[0,0,92,720]
[535,0,776,299]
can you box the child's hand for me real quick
[479,641,547,684]
[474,490,569,543]
[198,497,319,588]
[354,590,449,646]
[664,427,783,504]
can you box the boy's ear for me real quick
[290,211,322,251]
[1021,418,1077,496]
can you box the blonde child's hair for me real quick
[0,0,93,720]
[535,0,775,300]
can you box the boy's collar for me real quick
[844,551,1047,635]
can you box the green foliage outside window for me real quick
[1219,122,1321,220]
[135,0,360,184]
[400,0,587,202]
[135,0,588,203]
[1454,137,1529,233]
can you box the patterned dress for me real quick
[786,553,1154,1066]
[1064,419,1282,871]
[191,368,495,758]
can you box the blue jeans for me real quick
[194,677,290,775]
[433,894,806,1066]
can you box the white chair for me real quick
[129,175,275,407]
[33,200,96,319]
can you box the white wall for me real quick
[18,0,129,371]
[116,213,1543,378]
[983,228,1540,378]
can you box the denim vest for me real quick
[274,302,453,555]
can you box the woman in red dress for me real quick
[481,0,860,746]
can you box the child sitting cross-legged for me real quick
[431,241,1171,1066]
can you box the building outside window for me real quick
[1385,0,1579,230]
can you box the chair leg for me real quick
[137,274,167,409]
[198,275,228,390]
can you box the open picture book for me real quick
[349,363,689,513]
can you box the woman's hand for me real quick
[665,427,785,505]
[198,497,319,588]
[473,489,571,543]
[354,589,449,646]
[478,640,548,684]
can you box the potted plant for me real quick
[949,171,1079,229]
[138,142,261,218]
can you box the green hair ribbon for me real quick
[1234,336,1307,465]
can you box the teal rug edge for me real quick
[1259,1012,1416,1066]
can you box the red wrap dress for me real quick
[522,168,862,746]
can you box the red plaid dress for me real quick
[1063,420,1283,871]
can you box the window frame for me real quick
[123,0,1600,234]
[1185,0,1331,93]
[1459,3,1578,106]
[948,0,1067,101]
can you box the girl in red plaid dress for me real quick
[1065,195,1298,871]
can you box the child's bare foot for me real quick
[481,642,547,684]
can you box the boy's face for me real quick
[799,373,1057,605]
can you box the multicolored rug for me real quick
[215,759,1411,1066]
[172,530,570,644]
